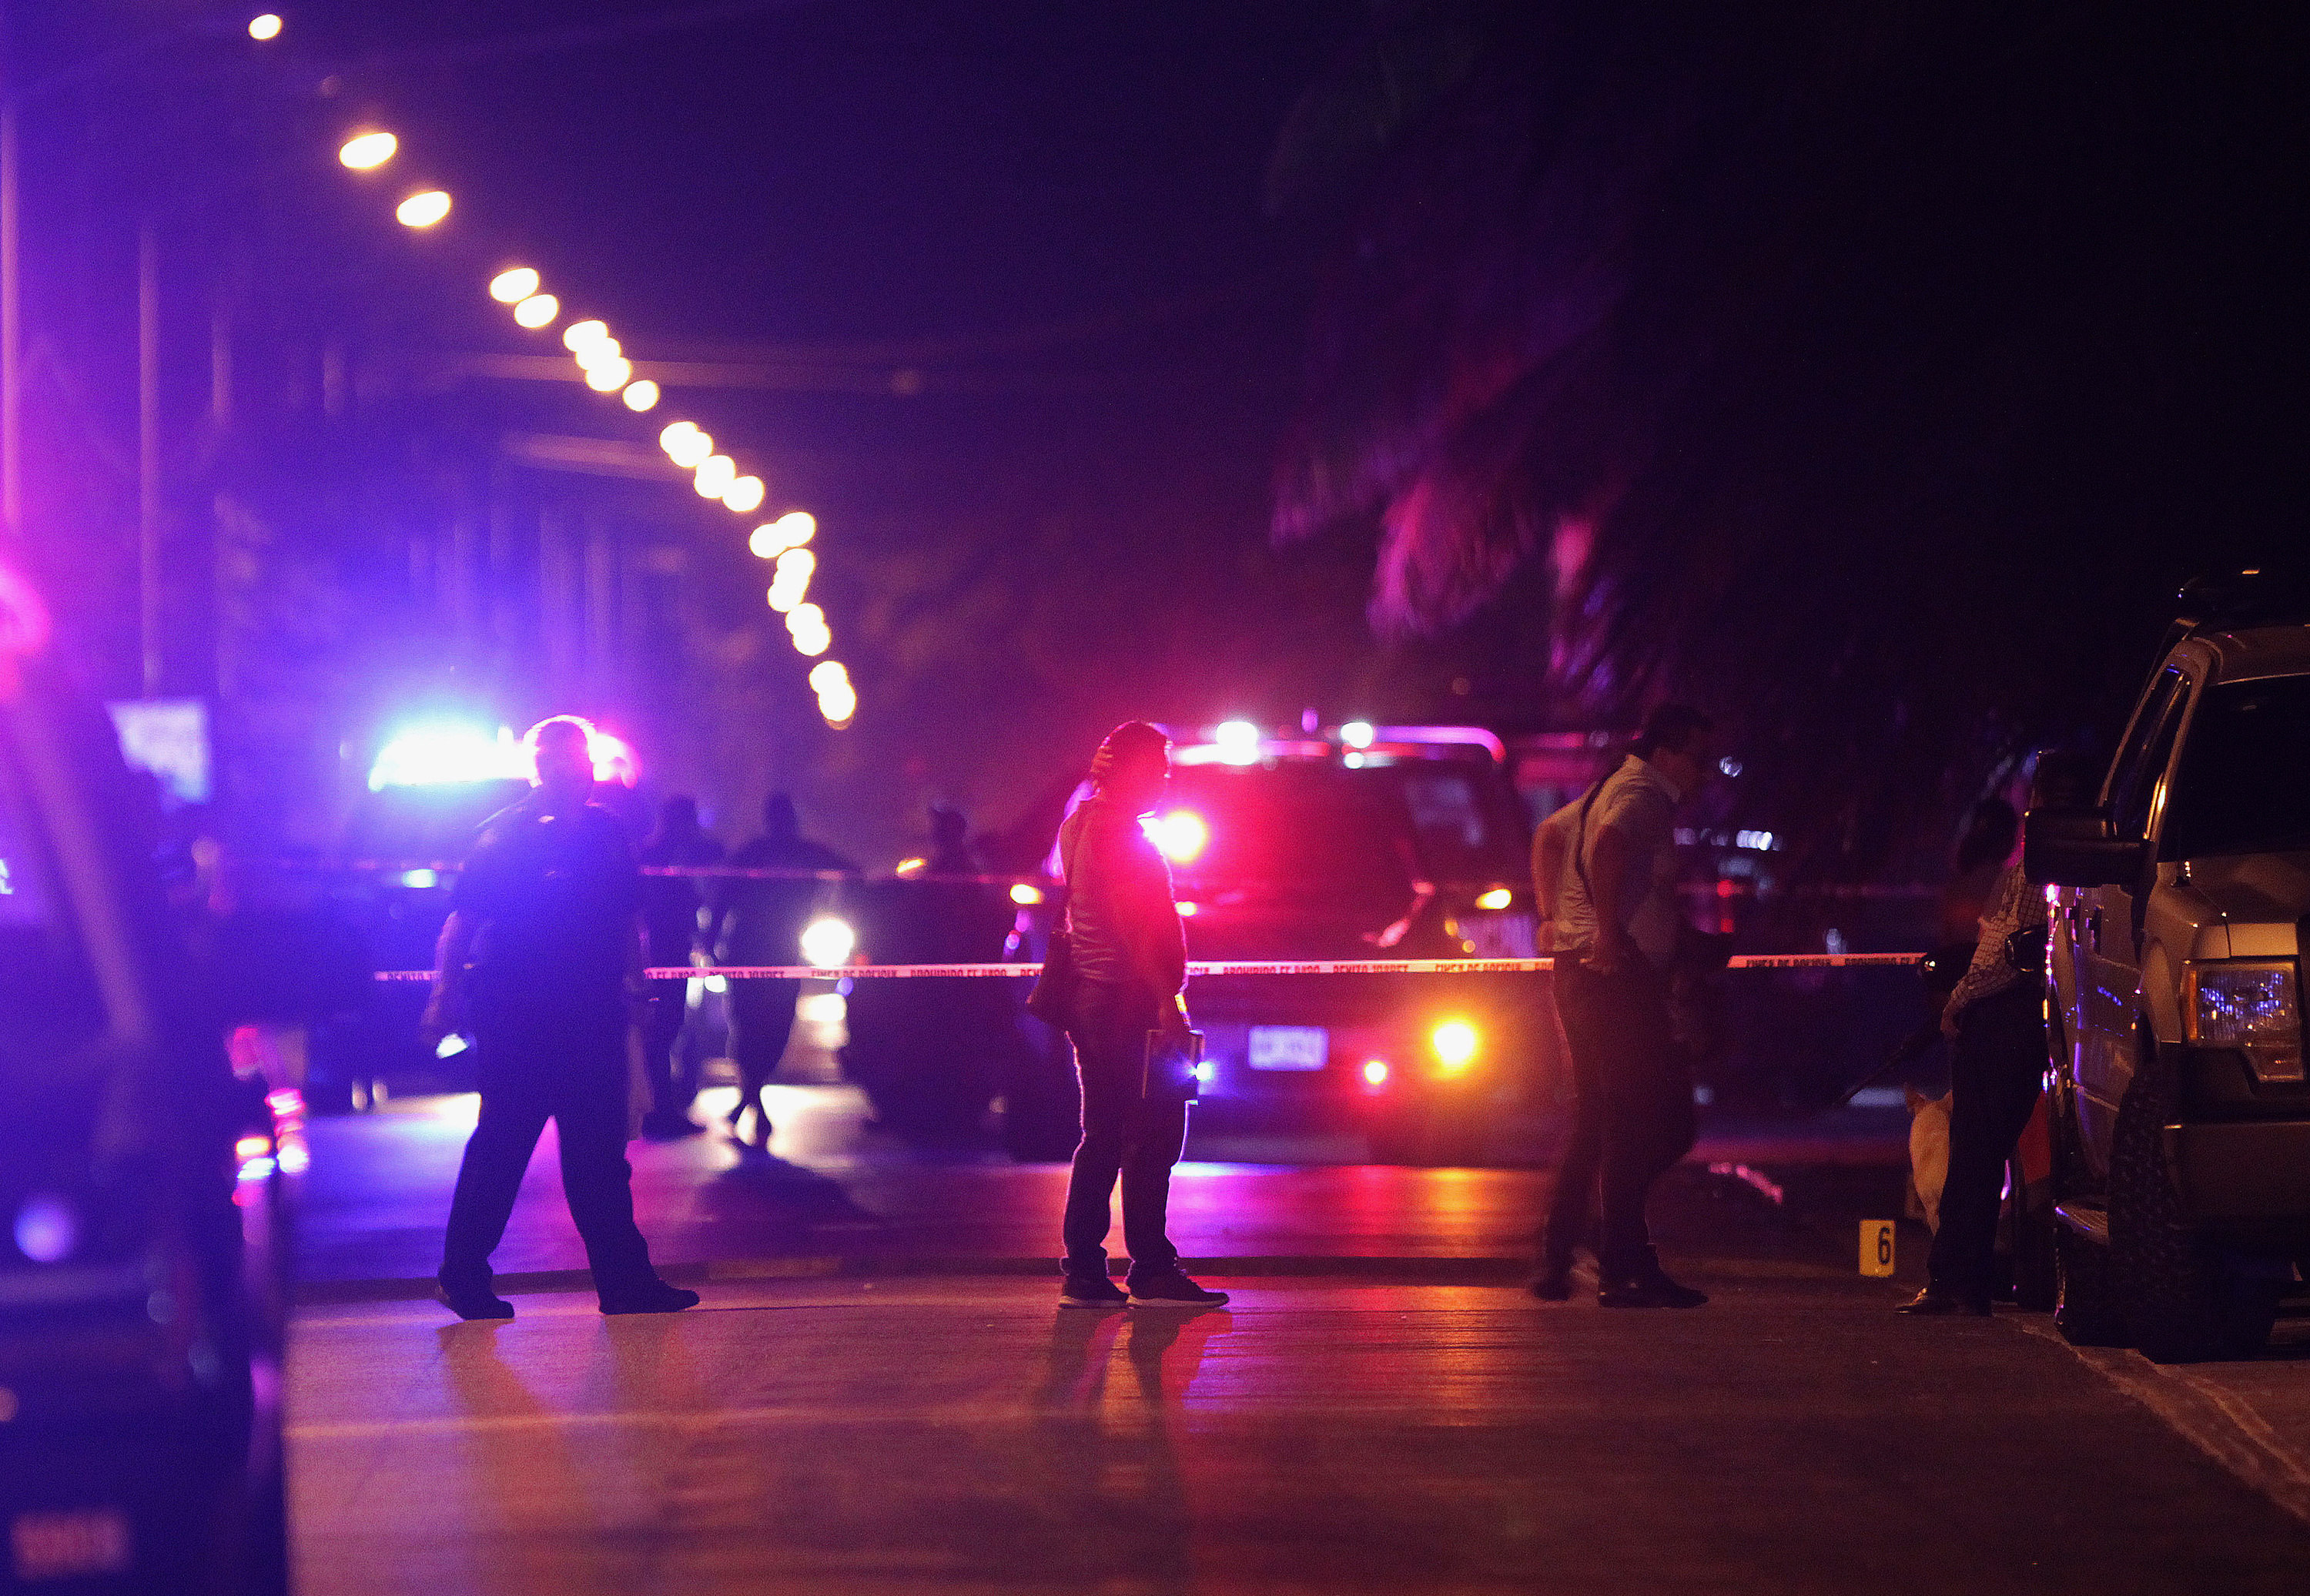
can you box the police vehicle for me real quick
[0,566,290,1591]
[1039,721,1543,1164]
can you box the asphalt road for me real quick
[283,1032,2310,1594]
[290,1273,2310,1595]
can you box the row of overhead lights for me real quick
[293,12,856,731]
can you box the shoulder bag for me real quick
[1023,817,1083,1026]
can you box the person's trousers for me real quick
[1061,982,1188,1279]
[728,979,800,1079]
[641,979,695,1123]
[1927,982,2047,1300]
[441,1005,658,1303]
[1545,961,1697,1279]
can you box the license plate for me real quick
[1248,1026,1327,1070]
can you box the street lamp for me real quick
[394,190,451,228]
[488,266,540,303]
[337,131,398,171]
[692,455,736,498]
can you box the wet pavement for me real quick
[293,1079,1910,1290]
[290,1274,2310,1595]
[283,1042,2310,1594]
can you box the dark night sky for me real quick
[16,3,2300,868]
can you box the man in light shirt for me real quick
[1535,705,1716,1307]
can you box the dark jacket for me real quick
[1059,796,1185,998]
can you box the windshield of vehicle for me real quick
[2160,676,2310,858]
[1160,758,1528,904]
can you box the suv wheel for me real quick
[2109,1049,2278,1362]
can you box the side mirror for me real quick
[2023,806,2145,888]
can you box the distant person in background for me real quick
[926,803,978,876]
[421,717,696,1320]
[1538,704,1716,1309]
[1940,796,2020,946]
[637,795,724,1140]
[1056,722,1227,1310]
[1900,752,2092,1316]
[708,792,855,1149]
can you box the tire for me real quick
[1367,1100,1483,1167]
[2109,1049,2275,1362]
[2052,1223,2128,1346]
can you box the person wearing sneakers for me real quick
[1538,704,1716,1309]
[420,717,699,1321]
[1053,722,1227,1310]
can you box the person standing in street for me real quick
[1528,791,1593,1271]
[708,792,855,1148]
[637,795,724,1140]
[1900,753,2091,1316]
[421,717,698,1320]
[1055,722,1227,1310]
[1536,704,1716,1308]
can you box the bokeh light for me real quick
[248,14,283,42]
[489,267,540,303]
[338,131,397,170]
[767,548,814,611]
[1144,809,1210,864]
[621,380,661,412]
[721,476,765,514]
[799,917,856,968]
[562,320,611,353]
[1431,1020,1478,1070]
[694,455,736,497]
[583,357,631,393]
[512,293,559,328]
[395,190,451,228]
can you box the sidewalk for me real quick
[293,1082,1907,1300]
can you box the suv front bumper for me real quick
[2163,1120,2310,1221]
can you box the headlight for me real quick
[798,917,857,969]
[2184,961,2302,1082]
[1430,1021,1478,1072]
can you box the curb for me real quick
[294,1253,1538,1304]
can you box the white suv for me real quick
[2028,573,2309,1360]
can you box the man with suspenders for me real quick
[1534,705,1716,1307]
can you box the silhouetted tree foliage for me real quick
[1270,3,2302,880]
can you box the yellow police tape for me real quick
[372,952,1927,982]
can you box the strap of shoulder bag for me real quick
[1571,772,1609,905]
